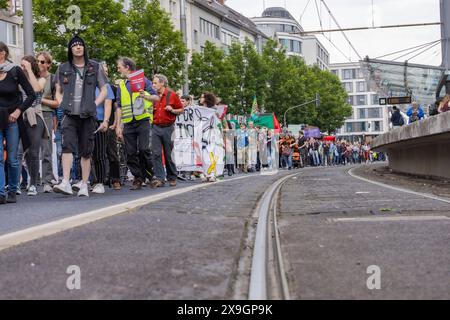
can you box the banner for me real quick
[173,107,202,172]
[195,106,225,177]
[173,106,224,176]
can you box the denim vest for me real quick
[58,60,99,118]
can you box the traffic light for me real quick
[315,93,320,107]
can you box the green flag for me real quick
[251,96,259,118]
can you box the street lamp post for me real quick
[180,0,189,95]
[23,0,34,55]
[283,93,320,128]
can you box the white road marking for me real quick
[330,215,450,223]
[0,175,260,252]
[348,167,450,204]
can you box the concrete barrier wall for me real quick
[372,112,450,179]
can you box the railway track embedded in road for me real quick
[248,172,300,300]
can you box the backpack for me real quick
[398,116,404,126]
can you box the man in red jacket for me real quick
[151,74,184,187]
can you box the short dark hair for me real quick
[117,57,136,71]
[181,95,192,101]
[202,91,218,108]
[0,41,10,60]
[22,55,40,78]
[392,106,398,110]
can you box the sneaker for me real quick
[16,189,21,195]
[92,183,105,194]
[169,180,177,187]
[6,192,17,203]
[43,184,53,193]
[51,179,58,186]
[112,182,122,190]
[72,181,82,192]
[130,179,143,191]
[177,174,187,181]
[0,195,6,204]
[53,180,73,196]
[27,185,38,196]
[208,176,217,182]
[150,179,165,188]
[77,183,89,197]
[200,174,207,182]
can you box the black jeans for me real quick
[123,120,152,181]
[152,124,177,182]
[107,128,120,184]
[92,121,108,184]
[24,117,45,187]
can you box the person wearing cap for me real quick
[53,35,108,197]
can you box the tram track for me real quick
[248,172,299,300]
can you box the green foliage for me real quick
[33,0,130,71]
[127,0,187,90]
[190,38,351,133]
[188,41,237,103]
[0,0,8,10]
[32,0,187,87]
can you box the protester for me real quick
[390,106,404,128]
[438,94,450,113]
[53,35,108,197]
[116,57,159,190]
[102,61,122,190]
[91,61,114,194]
[406,101,424,123]
[151,74,183,187]
[20,55,48,196]
[36,51,58,192]
[0,42,36,204]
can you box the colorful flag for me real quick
[251,95,259,119]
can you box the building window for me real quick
[194,30,198,44]
[347,95,354,106]
[7,23,18,46]
[367,107,381,118]
[358,108,366,119]
[371,94,379,105]
[373,121,383,132]
[343,82,353,93]
[356,81,366,92]
[279,39,301,54]
[346,122,367,133]
[356,95,367,106]
[342,69,356,80]
[200,18,220,39]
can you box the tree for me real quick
[33,0,131,71]
[309,66,352,133]
[261,39,294,117]
[127,0,187,90]
[189,41,237,103]
[0,0,8,10]
[226,39,267,114]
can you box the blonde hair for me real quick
[36,51,53,71]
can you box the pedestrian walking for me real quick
[0,42,36,204]
[116,57,159,190]
[151,74,183,188]
[53,35,108,197]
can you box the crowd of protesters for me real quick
[0,35,394,206]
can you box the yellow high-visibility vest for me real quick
[119,80,153,124]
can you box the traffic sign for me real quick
[379,96,412,105]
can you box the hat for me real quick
[68,35,85,49]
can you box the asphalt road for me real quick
[278,165,450,300]
[0,170,290,299]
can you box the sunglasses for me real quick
[38,60,48,65]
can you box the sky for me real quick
[225,0,443,66]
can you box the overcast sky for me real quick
[226,0,442,66]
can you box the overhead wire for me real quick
[392,41,440,61]
[320,0,363,60]
[405,41,441,62]
[374,39,441,59]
